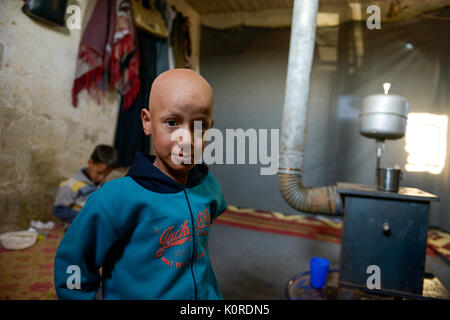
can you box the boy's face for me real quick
[86,159,113,184]
[141,69,215,184]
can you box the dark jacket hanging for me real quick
[114,30,157,167]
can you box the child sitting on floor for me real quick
[53,144,117,225]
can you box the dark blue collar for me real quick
[126,152,208,193]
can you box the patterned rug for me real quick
[0,223,64,300]
[0,206,449,300]
[214,206,450,262]
[215,206,343,243]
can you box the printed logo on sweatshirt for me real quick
[156,220,191,258]
[156,208,211,268]
[196,208,210,236]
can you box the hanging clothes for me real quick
[132,0,168,39]
[170,12,192,69]
[72,0,140,111]
[113,30,155,167]
[165,5,177,69]
[154,0,170,74]
[114,0,170,167]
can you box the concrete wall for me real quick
[0,0,120,233]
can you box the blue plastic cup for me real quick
[309,257,330,289]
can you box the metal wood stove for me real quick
[336,84,446,299]
[337,182,439,298]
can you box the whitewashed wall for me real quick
[0,0,120,233]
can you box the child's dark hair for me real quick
[90,145,118,168]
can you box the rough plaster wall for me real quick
[0,0,120,233]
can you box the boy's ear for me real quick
[141,108,152,136]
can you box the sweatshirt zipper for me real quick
[183,188,198,300]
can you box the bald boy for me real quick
[142,69,215,185]
[54,69,227,300]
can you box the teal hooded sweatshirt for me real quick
[54,152,227,299]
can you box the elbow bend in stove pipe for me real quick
[277,173,343,215]
[278,0,343,216]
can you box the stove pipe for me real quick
[278,0,343,215]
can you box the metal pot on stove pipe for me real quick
[359,83,409,192]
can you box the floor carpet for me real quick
[0,223,64,299]
[0,206,449,299]
[215,206,450,263]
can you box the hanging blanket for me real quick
[72,0,140,110]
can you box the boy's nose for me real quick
[176,128,196,145]
[172,127,203,154]
[177,134,194,146]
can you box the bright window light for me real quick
[405,113,448,175]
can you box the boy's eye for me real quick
[166,120,178,127]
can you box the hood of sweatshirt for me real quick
[126,152,209,193]
[73,168,97,186]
